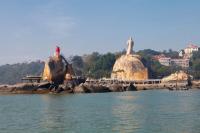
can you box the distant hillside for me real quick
[0,61,44,84]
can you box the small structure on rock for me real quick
[43,46,74,84]
[111,37,148,80]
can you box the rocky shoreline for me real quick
[0,80,200,94]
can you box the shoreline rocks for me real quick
[0,80,199,94]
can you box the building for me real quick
[184,44,199,55]
[155,54,190,68]
[158,57,171,66]
[171,59,190,68]
[159,57,190,68]
[152,54,166,60]
[179,44,199,58]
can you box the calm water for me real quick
[0,90,200,133]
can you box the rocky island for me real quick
[0,38,199,94]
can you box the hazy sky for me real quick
[0,0,200,64]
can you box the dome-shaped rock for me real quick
[111,54,148,80]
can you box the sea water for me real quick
[0,90,200,133]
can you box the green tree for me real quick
[69,55,84,76]
[89,53,116,78]
[189,51,200,79]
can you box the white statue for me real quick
[126,37,134,55]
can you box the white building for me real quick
[183,44,199,58]
[158,57,190,68]
[158,57,171,66]
[171,59,190,68]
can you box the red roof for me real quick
[152,54,166,60]
[186,44,199,49]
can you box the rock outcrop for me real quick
[43,55,67,84]
[111,37,148,81]
[0,83,50,94]
[111,54,148,80]
[161,71,192,82]
[42,55,74,84]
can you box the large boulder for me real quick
[111,54,148,80]
[42,55,74,84]
[162,71,192,82]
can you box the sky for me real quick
[0,0,200,64]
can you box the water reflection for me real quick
[40,95,68,133]
[112,92,140,133]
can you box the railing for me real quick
[85,79,162,85]
[21,76,42,83]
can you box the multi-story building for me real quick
[171,59,190,68]
[154,55,190,68]
[179,44,199,58]
[184,44,199,55]
[153,44,198,68]
[158,57,171,66]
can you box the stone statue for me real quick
[126,37,134,55]
[111,36,148,80]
